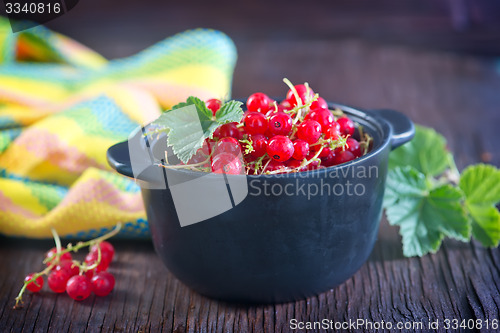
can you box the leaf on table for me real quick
[389,125,452,177]
[384,166,469,257]
[459,164,500,247]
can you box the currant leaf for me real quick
[215,100,244,124]
[389,125,452,177]
[459,164,500,247]
[384,166,470,257]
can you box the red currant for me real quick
[246,92,273,113]
[292,140,309,160]
[85,252,109,273]
[264,160,286,172]
[312,145,331,158]
[324,122,341,140]
[213,122,241,140]
[55,260,79,276]
[310,96,328,110]
[248,134,268,158]
[268,112,293,136]
[45,247,72,266]
[90,241,115,266]
[296,120,322,144]
[286,84,314,106]
[337,117,355,136]
[243,111,268,135]
[91,271,115,297]
[305,153,320,170]
[205,98,221,116]
[346,138,362,158]
[211,152,243,174]
[66,275,92,301]
[48,268,71,293]
[266,135,294,162]
[333,150,356,165]
[214,137,241,157]
[305,108,334,130]
[25,273,43,293]
[321,150,337,167]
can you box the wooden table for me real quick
[1,39,500,332]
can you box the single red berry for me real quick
[90,241,115,266]
[286,159,307,171]
[305,152,321,170]
[346,138,362,158]
[45,247,72,266]
[211,152,243,174]
[312,145,331,158]
[321,150,337,167]
[310,96,328,110]
[66,275,92,301]
[214,137,241,157]
[85,252,109,273]
[337,117,355,136]
[243,111,268,135]
[305,108,334,130]
[268,112,293,136]
[249,134,268,158]
[48,268,71,293]
[333,150,356,165]
[25,273,44,293]
[324,122,341,141]
[264,160,286,172]
[286,84,314,106]
[296,120,322,144]
[213,122,241,140]
[246,93,273,113]
[266,135,294,162]
[205,98,222,116]
[91,271,115,297]
[55,260,79,277]
[292,140,309,160]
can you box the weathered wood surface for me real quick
[1,37,500,333]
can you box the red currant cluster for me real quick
[15,226,120,308]
[187,81,371,175]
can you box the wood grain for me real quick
[1,39,500,332]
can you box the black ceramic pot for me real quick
[107,102,414,303]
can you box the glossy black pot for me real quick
[107,102,414,303]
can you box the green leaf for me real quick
[384,166,469,257]
[389,125,452,177]
[459,164,500,247]
[150,96,244,163]
[215,100,244,124]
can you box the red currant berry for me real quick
[310,96,328,110]
[213,122,241,140]
[246,93,273,113]
[305,153,321,170]
[90,241,115,266]
[337,117,355,136]
[25,273,44,293]
[45,247,72,266]
[205,98,222,116]
[312,145,331,158]
[305,108,334,130]
[268,112,293,136]
[243,111,268,135]
[266,135,294,162]
[249,134,268,158]
[286,84,314,106]
[215,137,241,157]
[211,152,243,174]
[333,150,356,165]
[54,260,79,277]
[346,137,362,158]
[324,122,341,140]
[48,268,71,293]
[264,160,286,172]
[296,120,322,144]
[91,271,115,297]
[292,140,309,160]
[321,150,337,167]
[85,252,109,273]
[66,275,92,301]
[286,159,302,169]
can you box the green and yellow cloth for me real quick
[0,17,237,238]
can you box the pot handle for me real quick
[370,109,415,150]
[107,141,134,178]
